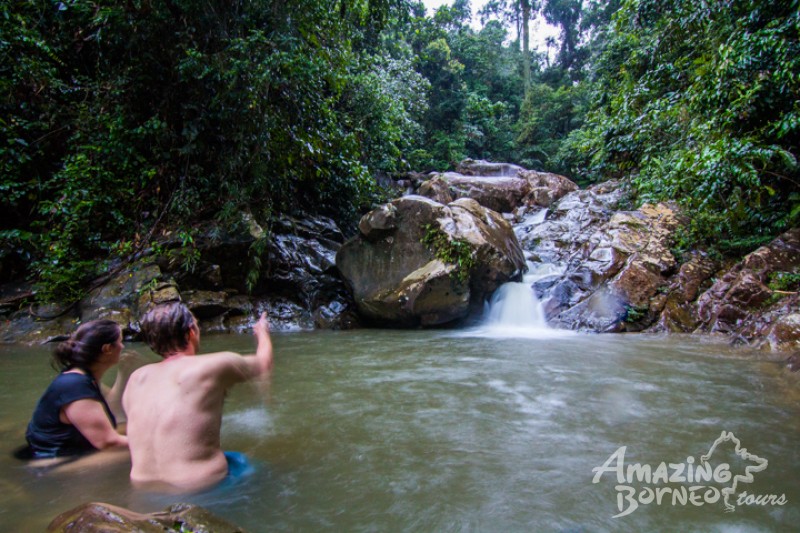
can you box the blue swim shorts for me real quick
[223,451,256,482]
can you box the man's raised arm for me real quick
[249,312,273,377]
[216,312,274,384]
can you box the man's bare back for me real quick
[123,304,272,491]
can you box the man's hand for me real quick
[251,311,273,375]
[253,311,270,338]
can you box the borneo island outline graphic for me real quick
[592,431,788,518]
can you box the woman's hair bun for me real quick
[51,320,120,372]
[53,339,83,370]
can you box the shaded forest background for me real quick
[2,0,798,302]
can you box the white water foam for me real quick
[461,261,576,339]
[222,406,274,436]
[514,208,548,240]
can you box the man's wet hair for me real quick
[140,302,196,356]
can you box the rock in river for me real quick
[336,195,526,326]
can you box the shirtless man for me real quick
[122,302,273,491]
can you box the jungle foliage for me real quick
[2,0,798,302]
[1,0,426,300]
[558,0,800,252]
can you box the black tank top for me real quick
[25,371,117,458]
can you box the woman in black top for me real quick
[25,319,129,458]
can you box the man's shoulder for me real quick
[198,351,244,363]
[194,351,248,374]
[196,351,257,384]
[127,352,249,388]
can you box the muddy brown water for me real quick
[1,329,798,531]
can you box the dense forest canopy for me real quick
[1,0,798,302]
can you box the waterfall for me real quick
[513,208,548,241]
[484,282,548,329]
[464,261,573,339]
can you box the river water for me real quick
[1,328,798,531]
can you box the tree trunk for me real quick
[521,0,531,96]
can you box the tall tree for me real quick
[480,0,538,95]
[542,0,583,75]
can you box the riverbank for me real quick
[2,163,799,357]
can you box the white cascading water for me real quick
[513,208,548,238]
[469,261,573,339]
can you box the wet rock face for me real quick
[693,227,800,346]
[516,180,682,332]
[651,253,718,333]
[80,263,171,334]
[516,179,800,349]
[47,502,247,533]
[1,214,358,343]
[768,313,800,351]
[175,214,359,333]
[0,307,79,344]
[336,195,525,327]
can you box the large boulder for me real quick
[417,162,578,214]
[518,170,579,208]
[456,159,525,176]
[336,195,525,326]
[418,172,530,213]
[47,502,247,532]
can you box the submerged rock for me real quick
[47,502,247,532]
[336,195,525,326]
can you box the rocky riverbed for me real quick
[2,159,799,355]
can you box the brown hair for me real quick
[53,319,121,372]
[139,302,196,356]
